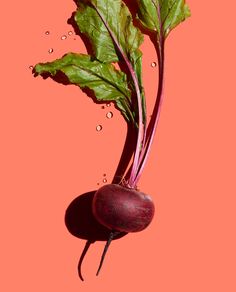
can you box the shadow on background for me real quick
[65,191,127,280]
[65,190,126,242]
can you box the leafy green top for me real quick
[33,0,190,188]
[34,0,145,124]
[76,0,143,63]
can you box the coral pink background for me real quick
[1,1,236,291]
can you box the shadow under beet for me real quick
[65,190,126,280]
[65,190,126,241]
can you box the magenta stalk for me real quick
[133,39,165,186]
[92,4,145,189]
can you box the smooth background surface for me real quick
[1,1,236,291]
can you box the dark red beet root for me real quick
[92,184,155,233]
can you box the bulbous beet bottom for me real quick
[92,184,155,233]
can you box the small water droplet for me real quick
[96,125,102,131]
[68,31,73,36]
[106,103,111,107]
[29,65,33,70]
[103,178,107,183]
[61,35,67,40]
[45,31,50,35]
[151,62,157,67]
[48,48,53,54]
[106,111,113,119]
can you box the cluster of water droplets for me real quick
[102,174,107,183]
[29,30,76,70]
[45,31,53,54]
[97,174,107,186]
[96,103,114,132]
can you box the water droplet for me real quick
[45,31,50,35]
[103,178,107,183]
[151,62,157,67]
[61,35,67,40]
[106,103,111,107]
[48,48,53,54]
[68,31,73,36]
[96,125,102,131]
[29,65,33,70]
[106,111,113,119]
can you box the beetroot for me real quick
[92,184,155,233]
[92,183,155,275]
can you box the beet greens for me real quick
[34,0,190,280]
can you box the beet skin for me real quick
[92,184,155,233]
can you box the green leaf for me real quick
[34,53,134,122]
[75,0,146,120]
[136,0,160,33]
[75,0,144,63]
[161,0,191,37]
[137,0,191,38]
[75,2,118,63]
